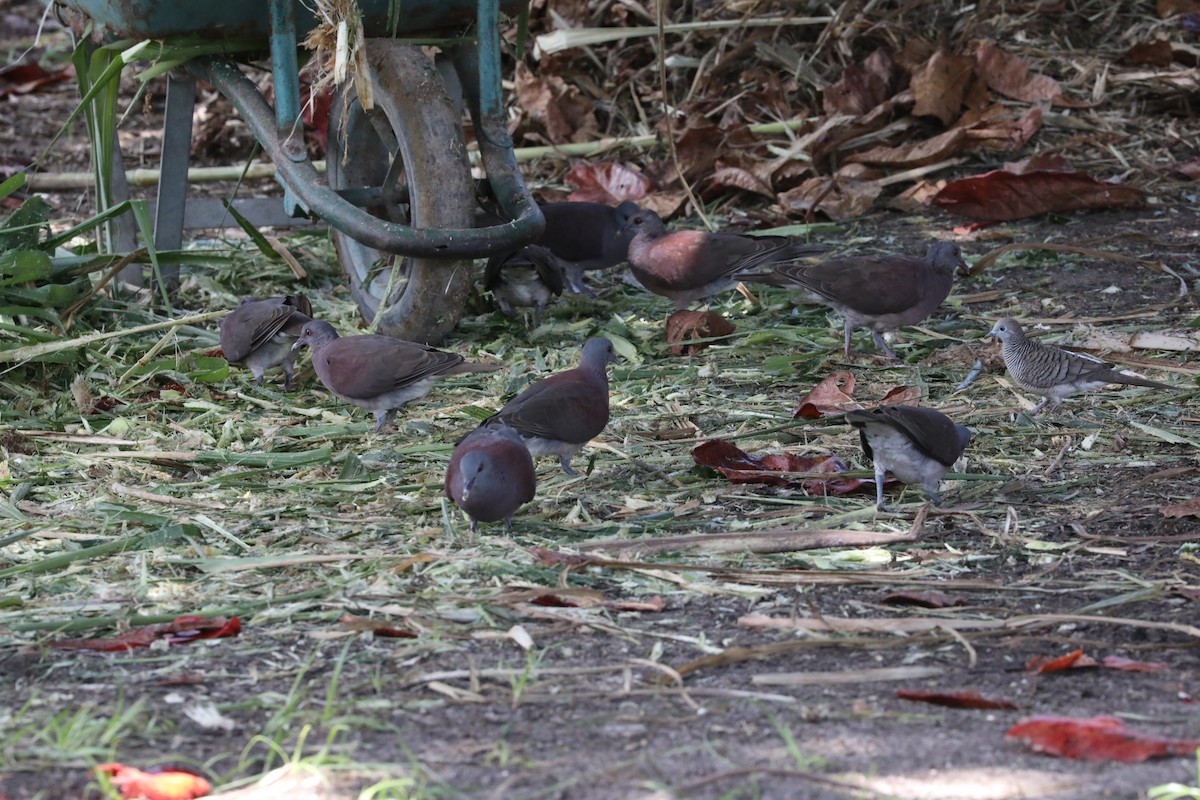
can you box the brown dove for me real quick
[539,200,642,294]
[488,337,617,474]
[740,241,966,358]
[220,295,313,390]
[292,320,498,432]
[445,419,537,532]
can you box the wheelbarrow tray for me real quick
[59,0,524,41]
[58,0,544,343]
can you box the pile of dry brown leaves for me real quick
[504,0,1200,225]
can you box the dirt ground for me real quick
[2,1,1200,799]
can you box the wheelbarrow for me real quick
[53,0,545,344]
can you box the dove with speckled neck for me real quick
[988,318,1175,414]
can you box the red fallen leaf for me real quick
[338,613,417,638]
[1027,648,1099,673]
[879,385,922,405]
[1006,715,1200,762]
[778,175,882,222]
[1122,39,1176,67]
[911,50,976,125]
[974,40,1085,107]
[1175,157,1200,180]
[529,593,579,608]
[526,547,594,567]
[896,689,1018,710]
[164,615,241,644]
[673,124,724,181]
[1102,655,1169,673]
[960,105,1044,151]
[608,595,665,613]
[1009,106,1045,148]
[691,439,868,495]
[513,63,599,145]
[1159,497,1200,518]
[933,167,1145,221]
[1159,0,1200,18]
[847,127,971,169]
[705,165,775,199]
[51,616,240,652]
[95,763,211,800]
[302,84,332,153]
[666,310,736,356]
[823,47,904,116]
[89,396,121,414]
[793,372,859,419]
[565,161,652,205]
[206,348,225,359]
[794,375,918,419]
[881,590,968,608]
[0,62,74,97]
[51,628,159,652]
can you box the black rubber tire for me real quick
[326,41,474,345]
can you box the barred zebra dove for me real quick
[988,318,1175,414]
[292,320,499,432]
[487,337,617,475]
[845,405,973,511]
[740,241,965,358]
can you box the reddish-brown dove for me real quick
[622,209,825,308]
[488,337,617,475]
[846,405,973,511]
[484,244,566,327]
[292,320,499,432]
[741,241,966,358]
[220,294,313,389]
[988,318,1176,414]
[445,419,537,532]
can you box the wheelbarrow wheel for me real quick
[327,41,475,345]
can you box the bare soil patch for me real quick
[2,0,1199,799]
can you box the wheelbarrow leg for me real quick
[109,138,140,287]
[150,70,196,289]
[116,71,193,290]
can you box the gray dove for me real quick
[846,405,973,511]
[988,318,1175,414]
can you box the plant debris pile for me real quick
[505,0,1199,222]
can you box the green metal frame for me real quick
[62,0,544,258]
